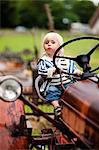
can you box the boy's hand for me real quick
[74,69,82,76]
[47,67,56,78]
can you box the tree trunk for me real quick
[44,3,54,31]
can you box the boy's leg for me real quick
[51,101,61,117]
[45,85,62,117]
[51,100,60,108]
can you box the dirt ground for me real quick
[26,115,55,135]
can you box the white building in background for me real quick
[89,7,99,35]
[70,22,91,33]
[70,7,99,35]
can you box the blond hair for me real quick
[42,32,64,55]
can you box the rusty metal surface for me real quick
[0,59,33,95]
[0,60,25,73]
[0,57,33,149]
[14,70,33,95]
[0,128,28,150]
[0,99,29,149]
[0,99,24,126]
[61,79,99,126]
[61,79,99,149]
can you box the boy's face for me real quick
[43,34,60,57]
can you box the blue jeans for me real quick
[45,82,72,103]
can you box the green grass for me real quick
[0,29,40,52]
[25,103,53,114]
[38,104,53,113]
[0,29,49,52]
[0,29,99,69]
[0,34,33,52]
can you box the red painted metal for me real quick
[61,79,99,149]
[0,60,25,73]
[0,99,29,150]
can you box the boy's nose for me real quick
[48,43,51,46]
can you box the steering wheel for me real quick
[53,36,99,80]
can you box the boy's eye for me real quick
[45,41,49,44]
[51,40,55,44]
[44,40,56,44]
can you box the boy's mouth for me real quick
[48,47,52,50]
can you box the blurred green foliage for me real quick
[0,0,97,29]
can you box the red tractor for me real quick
[0,36,99,150]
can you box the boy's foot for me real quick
[54,106,61,119]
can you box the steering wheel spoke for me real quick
[53,36,99,80]
[56,55,76,61]
[87,43,99,56]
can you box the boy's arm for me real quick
[47,67,56,78]
[38,59,56,78]
[37,59,48,76]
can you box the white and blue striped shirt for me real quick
[37,55,77,86]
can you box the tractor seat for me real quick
[35,75,47,102]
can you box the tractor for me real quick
[0,36,99,150]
